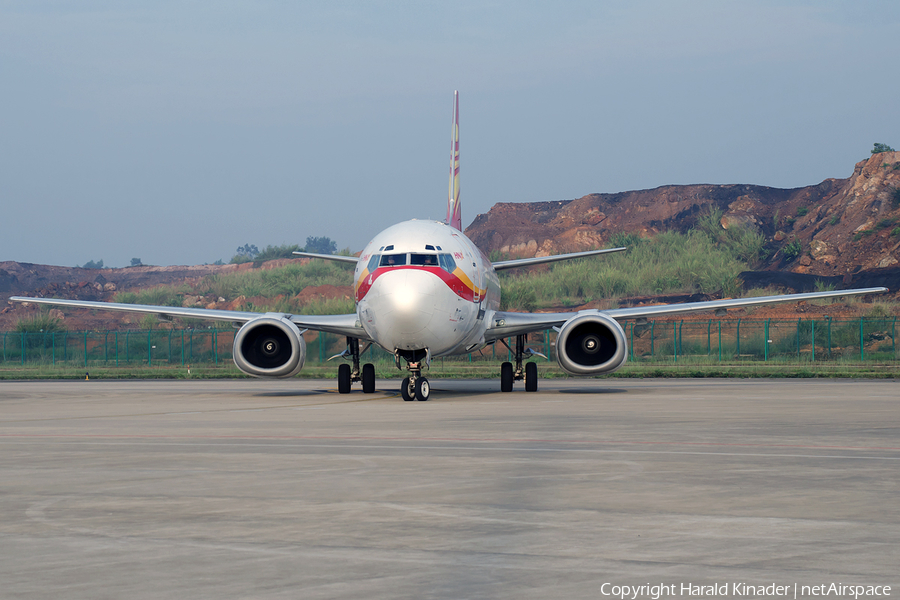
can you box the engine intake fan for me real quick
[555,313,628,376]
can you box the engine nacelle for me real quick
[556,313,628,376]
[233,315,306,378]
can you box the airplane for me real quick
[11,92,888,401]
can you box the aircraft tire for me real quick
[525,361,538,392]
[362,363,376,393]
[500,362,513,392]
[338,364,351,394]
[415,377,430,401]
[401,377,414,401]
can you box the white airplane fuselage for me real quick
[354,219,500,358]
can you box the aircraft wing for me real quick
[491,247,626,271]
[8,296,368,339]
[485,287,888,340]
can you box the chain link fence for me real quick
[2,318,897,368]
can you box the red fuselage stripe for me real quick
[356,266,480,303]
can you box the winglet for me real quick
[446,91,462,231]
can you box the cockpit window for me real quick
[366,254,380,272]
[410,253,438,266]
[438,253,457,273]
[379,253,406,267]
[383,245,394,251]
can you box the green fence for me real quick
[1,318,897,368]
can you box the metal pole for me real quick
[650,321,654,357]
[797,318,801,360]
[84,331,88,368]
[736,319,741,357]
[764,319,769,361]
[707,319,711,356]
[148,330,152,367]
[181,330,185,366]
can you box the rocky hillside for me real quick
[467,152,900,276]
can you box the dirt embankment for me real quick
[466,152,900,278]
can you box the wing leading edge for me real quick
[8,296,368,339]
[485,287,888,340]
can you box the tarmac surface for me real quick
[0,378,897,599]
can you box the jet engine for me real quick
[233,315,306,378]
[555,313,628,376]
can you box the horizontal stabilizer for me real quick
[292,251,359,264]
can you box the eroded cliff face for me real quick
[466,152,900,276]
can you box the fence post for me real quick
[115,331,119,367]
[629,323,634,359]
[52,332,56,365]
[22,333,25,365]
[181,330,185,366]
[718,321,722,362]
[673,322,678,363]
[764,319,769,361]
[707,320,711,356]
[827,317,832,356]
[797,318,801,360]
[811,320,815,362]
[893,317,896,358]
[650,321,654,357]
[214,330,218,365]
[84,331,88,368]
[736,319,741,357]
[148,330,152,367]
[860,318,864,361]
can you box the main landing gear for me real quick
[335,337,376,394]
[499,334,545,393]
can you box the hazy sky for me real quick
[3,1,899,267]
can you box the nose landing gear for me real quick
[397,350,430,401]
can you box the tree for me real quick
[130,258,142,266]
[304,236,337,255]
[81,259,104,269]
[235,244,259,258]
[872,143,895,154]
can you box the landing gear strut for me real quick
[499,334,543,393]
[336,337,376,394]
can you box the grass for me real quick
[14,313,66,333]
[499,229,752,310]
[2,359,896,381]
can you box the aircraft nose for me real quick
[380,269,438,335]
[361,268,440,350]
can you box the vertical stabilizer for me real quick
[446,91,462,230]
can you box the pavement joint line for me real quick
[0,439,898,460]
[1,433,897,452]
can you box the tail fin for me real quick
[446,91,462,230]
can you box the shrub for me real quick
[892,186,900,209]
[891,227,900,237]
[14,313,65,333]
[796,207,808,217]
[828,213,840,226]
[872,143,896,154]
[782,240,802,261]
